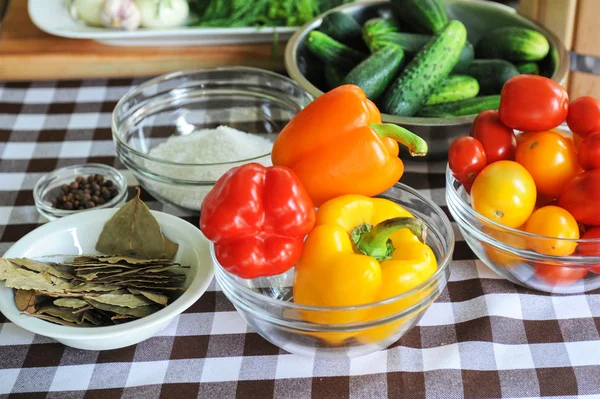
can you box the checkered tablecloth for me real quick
[1,78,600,399]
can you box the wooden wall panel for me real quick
[572,0,600,57]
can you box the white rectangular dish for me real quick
[28,0,296,47]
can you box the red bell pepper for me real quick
[200,163,316,279]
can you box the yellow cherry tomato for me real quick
[471,160,537,228]
[483,226,527,268]
[523,205,579,256]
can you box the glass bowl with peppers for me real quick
[204,166,454,358]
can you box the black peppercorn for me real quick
[51,172,120,210]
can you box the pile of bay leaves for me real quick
[0,189,189,327]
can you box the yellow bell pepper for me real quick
[293,195,437,345]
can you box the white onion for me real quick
[135,0,189,29]
[74,0,105,26]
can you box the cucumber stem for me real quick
[370,123,428,157]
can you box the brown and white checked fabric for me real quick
[1,78,600,399]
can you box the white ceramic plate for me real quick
[28,0,295,46]
[0,209,214,350]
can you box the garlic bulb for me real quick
[73,0,105,27]
[100,0,142,31]
[136,0,189,29]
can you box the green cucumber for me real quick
[390,0,449,34]
[305,30,366,68]
[417,95,501,117]
[475,26,550,62]
[452,42,474,73]
[324,64,349,89]
[320,12,363,46]
[362,18,400,47]
[381,20,467,117]
[369,32,474,73]
[369,32,430,53]
[517,62,540,75]
[464,59,519,95]
[425,75,479,105]
[342,45,405,101]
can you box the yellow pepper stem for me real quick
[369,123,428,157]
[352,217,427,261]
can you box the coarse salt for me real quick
[144,125,273,211]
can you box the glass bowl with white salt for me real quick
[111,67,313,214]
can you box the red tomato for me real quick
[578,227,600,274]
[577,131,600,170]
[574,133,584,152]
[498,75,569,132]
[448,136,487,193]
[470,110,516,163]
[566,96,600,138]
[533,263,588,286]
[535,193,557,209]
[558,169,600,226]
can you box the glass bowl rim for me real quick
[111,66,313,168]
[211,182,455,312]
[33,163,128,217]
[445,165,600,245]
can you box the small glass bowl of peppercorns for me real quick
[33,164,128,220]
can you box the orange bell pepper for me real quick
[271,85,428,206]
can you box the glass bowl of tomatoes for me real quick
[446,128,600,294]
[212,182,454,358]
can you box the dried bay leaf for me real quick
[111,314,138,324]
[3,273,72,293]
[91,274,186,284]
[85,298,158,318]
[125,284,184,291]
[72,305,94,314]
[0,258,19,279]
[85,293,154,308]
[67,284,122,292]
[127,288,169,306]
[116,265,188,277]
[36,305,83,324]
[7,258,74,279]
[36,290,89,298]
[163,236,179,260]
[82,311,105,325]
[53,298,88,308]
[95,188,171,259]
[82,256,172,265]
[31,314,94,327]
[15,290,36,312]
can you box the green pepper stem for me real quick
[369,123,428,157]
[352,217,427,261]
